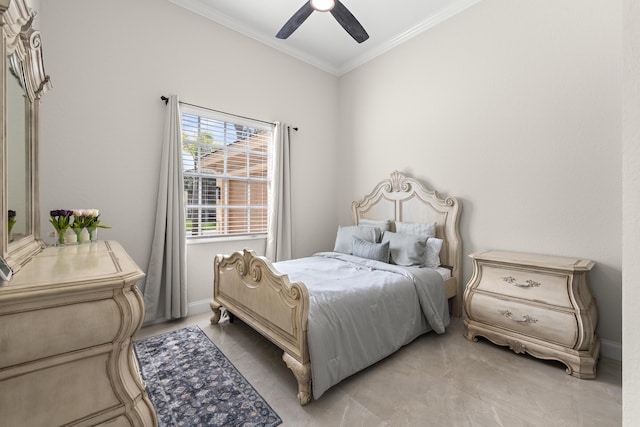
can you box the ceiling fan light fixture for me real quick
[310,0,335,12]
[277,0,368,43]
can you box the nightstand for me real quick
[463,250,599,378]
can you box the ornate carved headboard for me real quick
[352,171,463,315]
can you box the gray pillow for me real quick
[393,221,441,267]
[382,231,427,266]
[333,225,379,254]
[351,236,390,263]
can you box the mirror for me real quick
[7,63,29,243]
[1,0,51,273]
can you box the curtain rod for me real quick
[160,96,298,131]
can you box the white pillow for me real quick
[424,237,443,268]
[395,221,436,238]
[334,225,379,254]
[358,218,391,234]
[381,231,427,266]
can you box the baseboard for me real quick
[601,338,622,361]
[188,299,213,316]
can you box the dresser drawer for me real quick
[467,292,578,348]
[476,264,572,308]
[0,299,121,369]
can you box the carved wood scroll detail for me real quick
[508,340,527,354]
[387,170,412,192]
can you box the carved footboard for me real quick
[211,249,312,405]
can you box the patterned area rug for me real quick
[134,325,282,427]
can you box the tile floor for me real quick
[136,313,621,427]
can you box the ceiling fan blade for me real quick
[276,1,314,39]
[330,0,369,43]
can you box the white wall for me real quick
[37,0,340,312]
[623,0,639,423]
[338,0,622,357]
[28,0,40,25]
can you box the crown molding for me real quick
[169,0,482,77]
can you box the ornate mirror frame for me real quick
[1,0,51,273]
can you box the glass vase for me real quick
[56,229,66,246]
[87,227,98,242]
[73,228,83,244]
[78,228,90,243]
[64,228,77,244]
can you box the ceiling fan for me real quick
[276,0,369,44]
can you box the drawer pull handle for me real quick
[499,309,538,324]
[502,276,541,288]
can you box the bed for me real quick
[210,171,462,405]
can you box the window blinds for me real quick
[180,105,273,238]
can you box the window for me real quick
[181,105,273,238]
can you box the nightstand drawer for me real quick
[476,264,572,308]
[467,293,578,348]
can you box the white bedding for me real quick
[274,252,450,399]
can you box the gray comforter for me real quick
[274,252,450,400]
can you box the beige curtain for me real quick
[144,95,188,323]
[265,122,293,262]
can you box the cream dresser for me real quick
[463,250,599,378]
[0,241,157,426]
